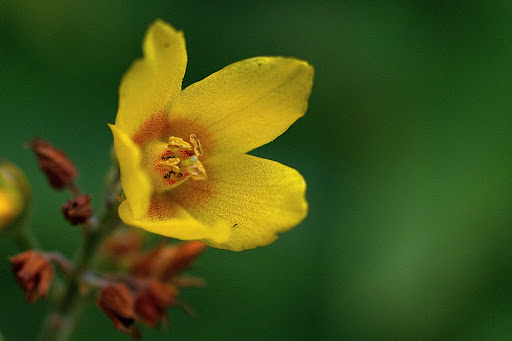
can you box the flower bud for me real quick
[10,250,54,303]
[101,228,144,265]
[0,161,31,231]
[28,138,77,190]
[0,190,22,230]
[61,194,93,225]
[132,241,207,281]
[97,283,136,333]
[134,280,178,327]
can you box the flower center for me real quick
[142,134,206,193]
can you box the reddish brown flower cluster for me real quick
[15,137,207,339]
[96,240,207,337]
[97,279,178,337]
[10,250,54,303]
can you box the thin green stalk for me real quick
[38,206,121,341]
[38,166,121,341]
[9,226,38,250]
[3,189,38,250]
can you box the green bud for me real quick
[0,161,31,231]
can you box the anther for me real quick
[167,137,192,151]
[189,134,203,156]
[159,158,180,174]
[187,163,207,181]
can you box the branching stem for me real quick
[37,166,121,341]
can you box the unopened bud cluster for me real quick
[28,138,93,225]
[97,238,208,337]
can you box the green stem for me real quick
[9,226,38,250]
[37,166,121,341]
[38,203,121,341]
[3,193,38,250]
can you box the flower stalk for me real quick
[38,166,122,341]
[7,226,38,250]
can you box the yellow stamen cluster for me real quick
[159,134,207,185]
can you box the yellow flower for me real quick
[109,20,313,251]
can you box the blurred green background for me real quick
[2,0,512,339]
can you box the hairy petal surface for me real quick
[170,57,314,155]
[116,20,187,137]
[109,124,152,219]
[169,154,308,251]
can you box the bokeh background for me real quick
[2,1,512,339]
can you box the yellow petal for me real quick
[170,154,308,251]
[170,57,314,155]
[116,19,187,138]
[118,194,231,243]
[109,124,152,219]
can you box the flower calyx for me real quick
[134,279,178,328]
[101,228,145,265]
[28,138,78,191]
[10,250,54,303]
[62,194,93,226]
[97,283,139,337]
[132,241,208,282]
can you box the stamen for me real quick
[159,157,180,174]
[155,134,207,189]
[168,137,192,151]
[190,134,203,156]
[187,162,207,181]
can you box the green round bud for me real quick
[0,161,31,231]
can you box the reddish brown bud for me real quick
[132,241,207,281]
[28,138,77,190]
[97,283,135,333]
[61,194,93,225]
[10,250,54,303]
[169,241,208,276]
[134,280,178,327]
[101,228,144,263]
